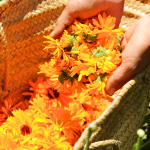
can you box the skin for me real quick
[106,16,150,95]
[50,0,150,96]
[50,0,124,38]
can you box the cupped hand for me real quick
[50,0,124,38]
[106,16,150,95]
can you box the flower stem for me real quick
[84,124,98,150]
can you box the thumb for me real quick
[105,61,135,96]
[50,1,77,38]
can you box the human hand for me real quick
[50,0,124,38]
[106,16,150,95]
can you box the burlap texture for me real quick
[0,0,150,149]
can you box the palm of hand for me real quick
[106,16,150,95]
[50,0,124,38]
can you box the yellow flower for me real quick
[0,132,19,150]
[44,36,64,58]
[2,109,37,137]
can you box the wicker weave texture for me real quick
[120,0,150,31]
[73,65,150,150]
[0,0,68,100]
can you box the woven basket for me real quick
[0,0,68,100]
[0,0,150,149]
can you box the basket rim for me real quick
[73,64,150,150]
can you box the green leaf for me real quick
[59,70,78,85]
[132,143,137,150]
[115,36,122,52]
[58,75,64,84]
[140,140,150,150]
[84,124,98,150]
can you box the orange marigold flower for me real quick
[59,30,71,48]
[2,109,37,137]
[34,102,86,146]
[0,132,20,150]
[84,75,108,100]
[96,12,116,30]
[38,59,62,78]
[33,125,72,150]
[0,98,23,125]
[37,79,73,107]
[0,12,124,150]
[72,19,99,43]
[44,36,64,59]
[22,76,44,100]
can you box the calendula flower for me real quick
[29,94,52,116]
[0,98,23,125]
[93,12,123,36]
[0,12,123,150]
[34,125,72,150]
[78,42,121,73]
[0,109,48,149]
[34,102,85,146]
[0,132,20,150]
[2,109,38,137]
[93,12,116,30]
[59,30,71,48]
[83,75,108,100]
[73,89,109,125]
[22,76,44,100]
[71,44,121,82]
[37,79,73,107]
[44,36,64,59]
[38,59,62,78]
[73,20,99,43]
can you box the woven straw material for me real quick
[0,0,68,100]
[74,65,150,150]
[0,0,150,150]
[120,0,150,31]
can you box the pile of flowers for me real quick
[0,12,122,150]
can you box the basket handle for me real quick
[89,140,121,150]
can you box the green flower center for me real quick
[92,46,108,58]
[69,35,77,47]
[66,35,78,52]
[82,32,97,42]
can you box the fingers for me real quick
[106,21,150,96]
[106,60,135,95]
[50,0,125,38]
[121,35,127,51]
[50,1,77,38]
[105,0,124,28]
